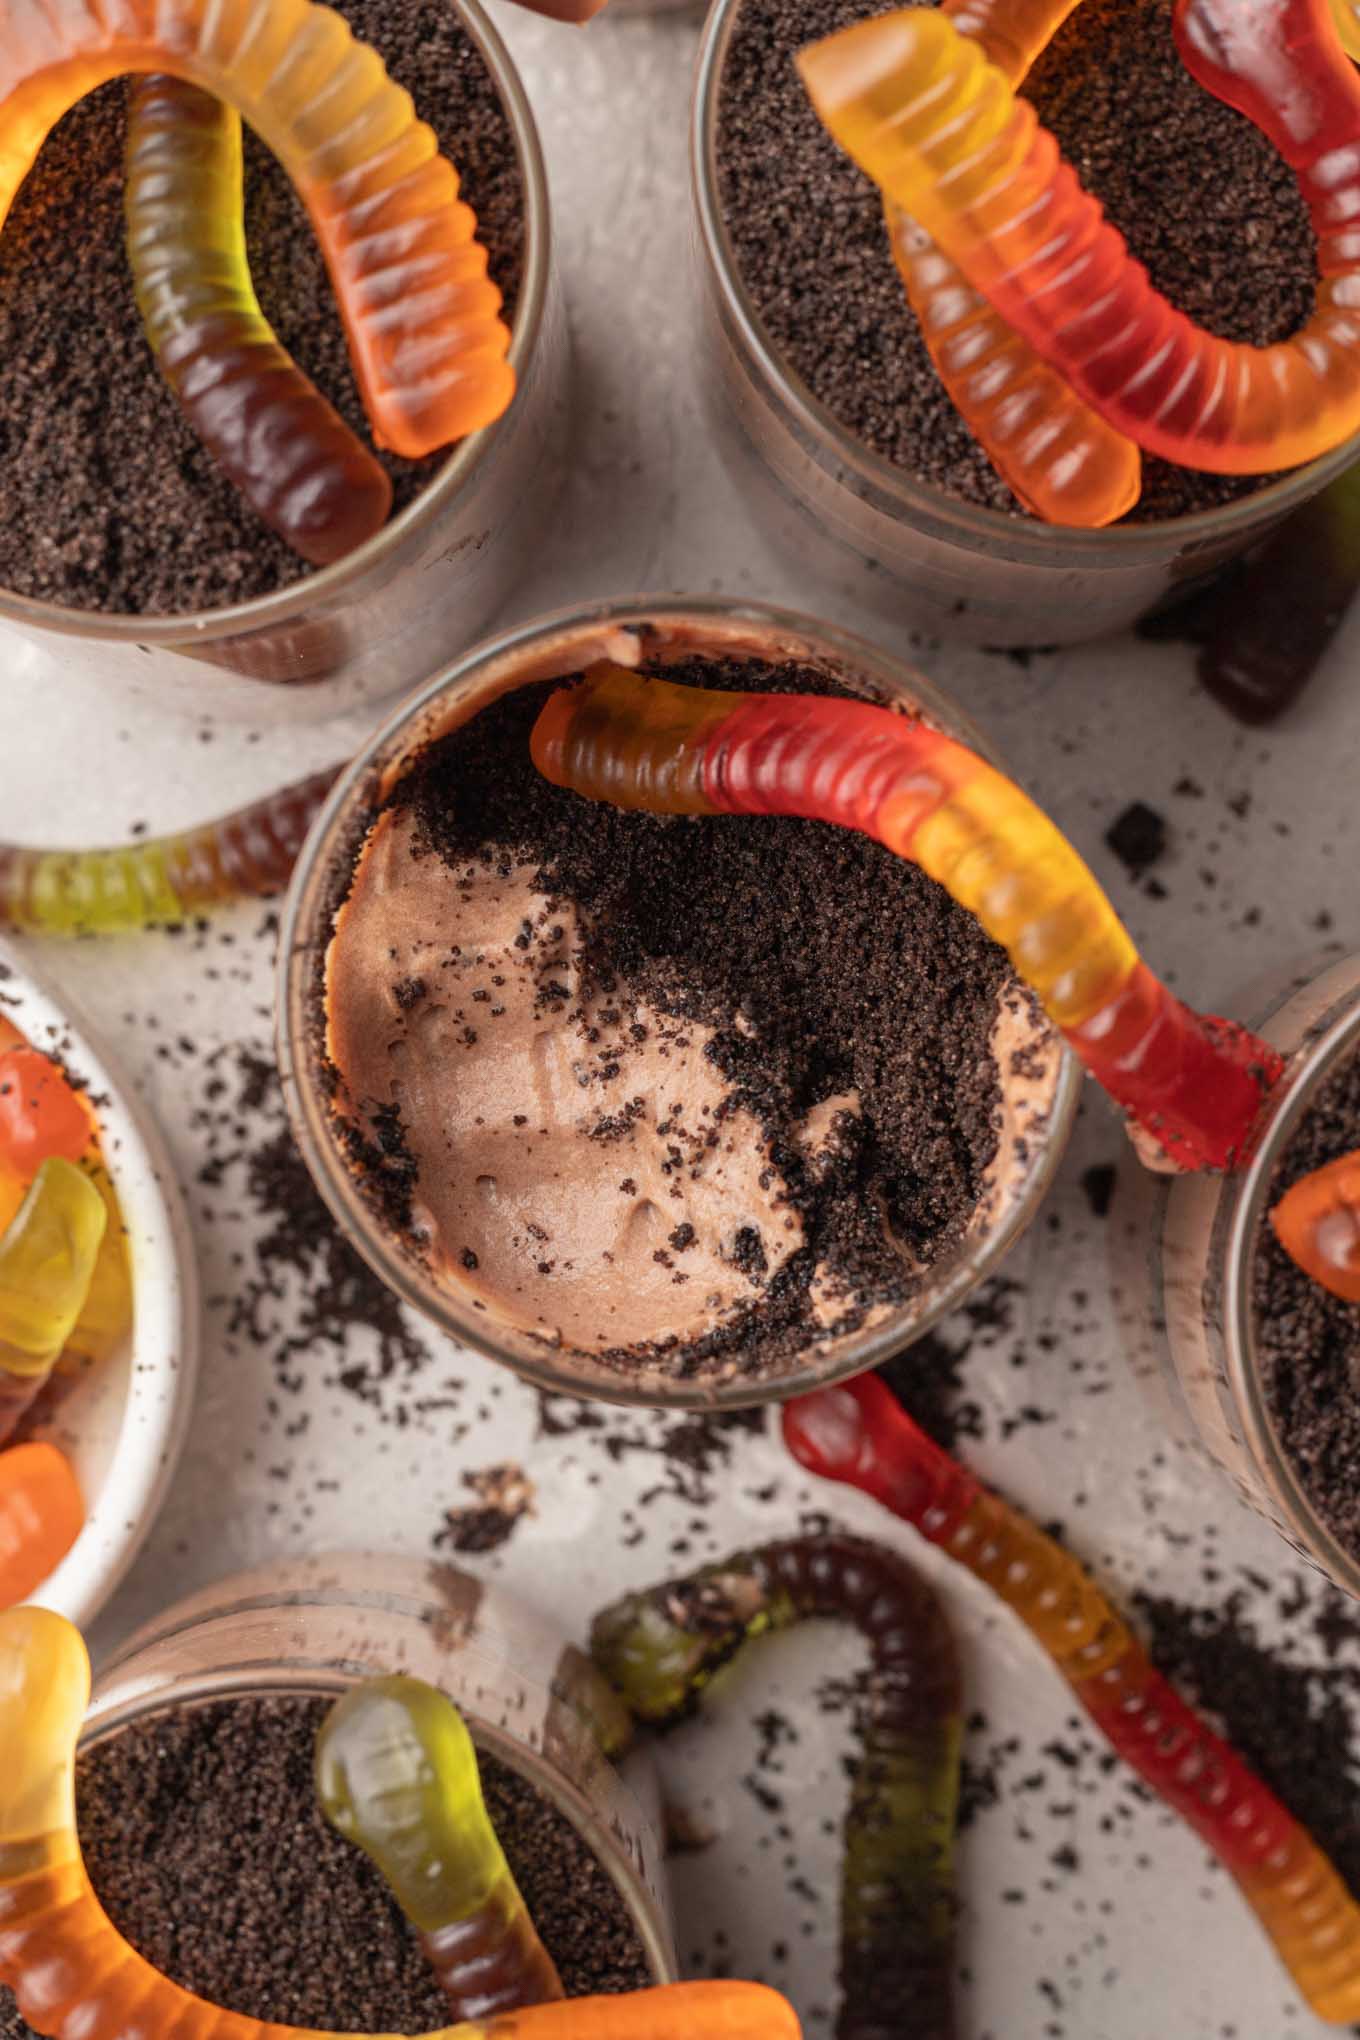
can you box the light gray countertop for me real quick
[4,8,1360,2035]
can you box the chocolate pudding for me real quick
[0,1695,653,2040]
[0,0,524,617]
[1254,1047,1360,1561]
[715,0,1316,523]
[316,647,1066,1390]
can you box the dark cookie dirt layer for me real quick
[0,1696,652,2040]
[0,0,524,618]
[328,655,1031,1385]
[1254,1047,1360,1560]
[716,0,1316,523]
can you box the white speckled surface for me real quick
[3,8,1360,2036]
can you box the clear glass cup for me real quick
[0,0,568,726]
[83,1550,678,1983]
[690,0,1360,650]
[277,594,1080,1410]
[1115,951,1360,1596]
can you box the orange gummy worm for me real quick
[1272,1147,1360,1302]
[0,0,513,459]
[0,1611,801,2040]
[0,1448,83,1608]
[799,0,1360,475]
[887,0,1140,526]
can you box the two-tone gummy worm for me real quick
[530,666,1282,1169]
[591,1534,963,2040]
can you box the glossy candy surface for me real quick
[592,1535,962,2040]
[531,668,1280,1168]
[0,0,513,460]
[0,1052,92,1179]
[125,77,393,565]
[0,768,335,935]
[888,0,1140,525]
[0,1162,105,1447]
[0,1446,84,1608]
[1333,0,1360,57]
[0,1612,801,2040]
[783,1376,1360,2025]
[798,0,1360,476]
[317,1677,563,2018]
[1272,1147,1360,1300]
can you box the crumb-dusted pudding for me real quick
[1254,1048,1360,1561]
[0,1695,652,2040]
[715,0,1316,524]
[0,0,524,618]
[318,654,1065,1389]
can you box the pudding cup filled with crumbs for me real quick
[1119,953,1360,1598]
[5,1551,675,2040]
[692,0,1360,648]
[0,0,565,720]
[279,597,1079,1410]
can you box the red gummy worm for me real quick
[532,669,1282,1169]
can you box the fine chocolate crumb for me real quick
[1253,1045,1360,1558]
[0,0,524,616]
[0,1697,652,2040]
[329,655,1023,1386]
[435,1462,537,1554]
[199,1047,431,1421]
[1080,1164,1117,1219]
[1104,802,1169,878]
[715,0,1314,523]
[875,1276,1022,1452]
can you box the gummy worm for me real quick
[798,0,1360,476]
[0,0,513,460]
[886,0,1139,527]
[0,1611,801,2040]
[1271,1146,1360,1301]
[317,1676,564,2019]
[782,1375,1360,2027]
[0,768,336,934]
[0,1162,106,1450]
[530,667,1281,1169]
[0,1446,84,1610]
[125,77,393,566]
[1334,0,1360,58]
[591,1535,962,2040]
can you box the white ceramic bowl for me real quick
[1,938,198,1628]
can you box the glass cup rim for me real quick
[277,592,1081,1411]
[1222,975,1360,1597]
[0,0,552,648]
[689,0,1360,566]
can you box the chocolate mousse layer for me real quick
[321,656,1062,1386]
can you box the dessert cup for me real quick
[278,594,1080,1410]
[691,0,1360,650]
[83,1551,677,1984]
[1116,952,1360,1597]
[0,0,567,726]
